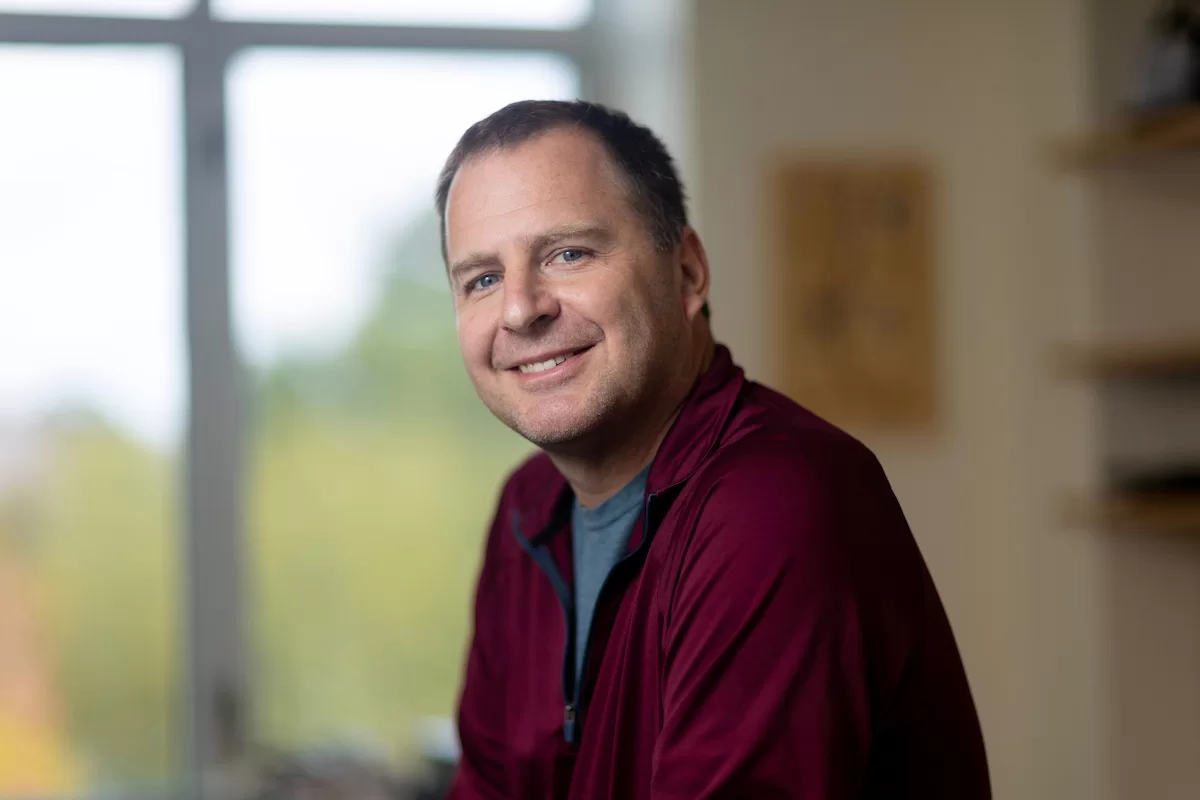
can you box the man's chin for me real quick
[506,408,609,452]
[512,420,594,450]
[485,391,617,451]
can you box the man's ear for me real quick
[677,226,710,322]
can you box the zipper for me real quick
[510,511,579,741]
[567,491,657,744]
[514,492,659,745]
[564,703,577,737]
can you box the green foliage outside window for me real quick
[0,212,528,791]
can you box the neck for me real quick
[550,336,714,509]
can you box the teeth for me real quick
[518,353,571,374]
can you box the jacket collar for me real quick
[514,344,745,546]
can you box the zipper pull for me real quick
[564,703,577,743]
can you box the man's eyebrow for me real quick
[448,252,501,283]
[447,224,614,282]
[523,223,615,254]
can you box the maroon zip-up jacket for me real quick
[448,345,990,799]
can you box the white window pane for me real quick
[0,45,184,795]
[0,0,194,17]
[227,49,576,779]
[214,0,590,29]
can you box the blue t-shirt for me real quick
[571,466,650,688]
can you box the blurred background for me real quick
[0,0,1197,798]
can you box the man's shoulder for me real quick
[704,379,886,498]
[669,379,908,566]
[663,380,920,608]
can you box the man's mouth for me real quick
[512,347,590,374]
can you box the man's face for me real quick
[444,128,689,449]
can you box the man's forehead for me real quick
[444,128,630,251]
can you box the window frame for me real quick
[0,3,594,797]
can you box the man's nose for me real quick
[501,268,559,333]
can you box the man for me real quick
[437,99,990,799]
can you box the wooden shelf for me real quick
[1063,491,1200,535]
[1056,338,1200,381]
[1051,106,1200,169]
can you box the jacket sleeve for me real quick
[651,438,919,799]
[446,502,512,800]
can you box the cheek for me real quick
[564,270,641,329]
[455,309,493,371]
[615,276,663,338]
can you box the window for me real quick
[0,45,184,795]
[227,47,576,765]
[0,4,588,797]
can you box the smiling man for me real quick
[437,100,990,800]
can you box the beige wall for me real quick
[690,1,1111,798]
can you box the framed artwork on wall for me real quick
[767,158,938,430]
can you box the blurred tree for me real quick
[13,416,179,788]
[246,210,529,763]
[3,208,529,791]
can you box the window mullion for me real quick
[181,18,248,799]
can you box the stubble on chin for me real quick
[503,392,613,451]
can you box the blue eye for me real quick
[560,248,586,263]
[470,273,500,292]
